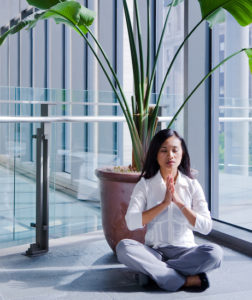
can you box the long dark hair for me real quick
[139,129,193,180]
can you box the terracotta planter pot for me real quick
[95,168,146,252]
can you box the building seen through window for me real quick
[212,12,252,230]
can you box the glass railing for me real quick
[0,86,183,250]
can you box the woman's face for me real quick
[157,135,183,176]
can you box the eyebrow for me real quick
[160,145,179,149]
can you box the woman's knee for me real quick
[211,244,223,267]
[116,239,139,252]
[198,244,223,268]
[116,239,140,259]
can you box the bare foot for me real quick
[184,275,201,287]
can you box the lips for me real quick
[166,161,175,165]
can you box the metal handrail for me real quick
[0,116,173,123]
[0,100,119,106]
[219,117,252,122]
[0,100,166,107]
[1,116,252,123]
[219,106,252,110]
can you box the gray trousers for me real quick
[116,239,223,292]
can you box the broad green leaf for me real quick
[0,20,31,46]
[27,0,69,10]
[77,5,96,34]
[245,48,252,73]
[37,3,80,24]
[30,1,94,34]
[28,1,95,33]
[205,8,226,28]
[198,0,252,27]
[79,5,95,27]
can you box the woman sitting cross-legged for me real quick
[116,129,223,292]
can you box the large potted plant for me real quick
[1,0,252,251]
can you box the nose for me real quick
[167,151,174,159]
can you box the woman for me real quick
[116,129,223,292]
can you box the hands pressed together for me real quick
[142,173,196,227]
[163,174,184,209]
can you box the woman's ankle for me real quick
[184,275,201,287]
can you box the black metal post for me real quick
[26,104,50,256]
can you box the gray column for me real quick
[33,22,47,88]
[47,20,65,172]
[86,0,99,182]
[224,15,249,175]
[184,0,211,200]
[70,7,87,180]
[0,0,19,28]
[64,26,72,174]
[0,30,10,154]
[97,0,116,161]
[116,0,133,166]
[20,27,32,162]
[0,29,9,87]
[9,25,20,88]
[32,21,47,162]
[20,0,29,11]
[156,2,185,134]
[211,24,222,218]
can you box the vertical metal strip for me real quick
[42,125,49,251]
[36,127,42,246]
[183,0,189,142]
[206,22,212,211]
[41,104,49,251]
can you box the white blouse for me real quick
[125,170,212,248]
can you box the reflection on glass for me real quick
[212,13,252,230]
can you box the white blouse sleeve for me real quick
[125,178,147,231]
[190,179,212,235]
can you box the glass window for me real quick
[212,13,252,230]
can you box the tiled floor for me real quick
[0,231,251,300]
